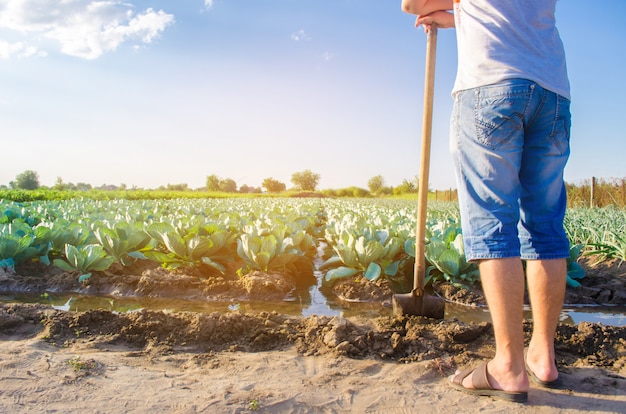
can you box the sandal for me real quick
[526,363,563,389]
[449,362,528,403]
[524,349,562,389]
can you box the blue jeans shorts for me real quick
[450,79,571,261]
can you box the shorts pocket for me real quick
[473,86,532,150]
[549,95,571,155]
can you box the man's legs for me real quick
[450,80,570,393]
[518,84,570,384]
[525,258,567,383]
[450,82,528,392]
[458,257,529,393]
[457,258,567,391]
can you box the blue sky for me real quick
[1,0,624,191]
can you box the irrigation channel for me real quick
[3,260,625,327]
[1,239,625,326]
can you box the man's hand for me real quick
[416,10,455,33]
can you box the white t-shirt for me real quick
[452,0,570,100]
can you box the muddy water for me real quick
[442,301,626,327]
[3,289,625,327]
[3,239,624,325]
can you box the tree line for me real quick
[3,169,420,197]
[6,170,624,207]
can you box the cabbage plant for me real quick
[53,244,115,282]
[320,229,407,287]
[404,219,480,289]
[0,223,52,270]
[566,243,585,287]
[93,222,152,266]
[144,222,236,273]
[46,219,91,253]
[236,233,301,272]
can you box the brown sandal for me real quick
[526,363,563,389]
[449,362,528,403]
[524,349,562,389]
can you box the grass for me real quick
[67,356,96,372]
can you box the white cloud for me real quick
[0,40,46,59]
[204,0,214,9]
[322,51,334,61]
[291,29,310,42]
[0,1,174,60]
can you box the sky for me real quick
[1,0,625,191]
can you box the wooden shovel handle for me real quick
[414,25,437,296]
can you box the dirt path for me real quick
[1,337,625,414]
[1,303,625,413]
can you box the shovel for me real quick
[392,25,445,319]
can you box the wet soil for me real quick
[2,254,624,307]
[0,302,624,378]
[0,255,625,379]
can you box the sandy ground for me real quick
[1,256,624,413]
[1,321,624,413]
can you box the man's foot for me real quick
[449,362,528,403]
[525,349,562,389]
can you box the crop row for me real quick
[1,198,623,291]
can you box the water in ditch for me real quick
[2,243,624,327]
[3,281,625,327]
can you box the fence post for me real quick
[590,176,596,208]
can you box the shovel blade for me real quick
[392,291,445,319]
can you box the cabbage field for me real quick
[1,196,625,303]
[2,196,625,414]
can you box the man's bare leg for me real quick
[525,258,566,383]
[459,257,529,392]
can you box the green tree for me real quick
[239,184,262,193]
[262,177,286,193]
[12,170,40,190]
[53,177,67,191]
[379,186,393,196]
[291,170,320,191]
[394,176,418,195]
[220,178,238,193]
[206,175,221,191]
[351,187,369,197]
[367,175,385,195]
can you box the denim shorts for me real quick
[450,79,571,261]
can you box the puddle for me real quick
[2,292,625,327]
[442,301,626,327]
[558,305,626,326]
